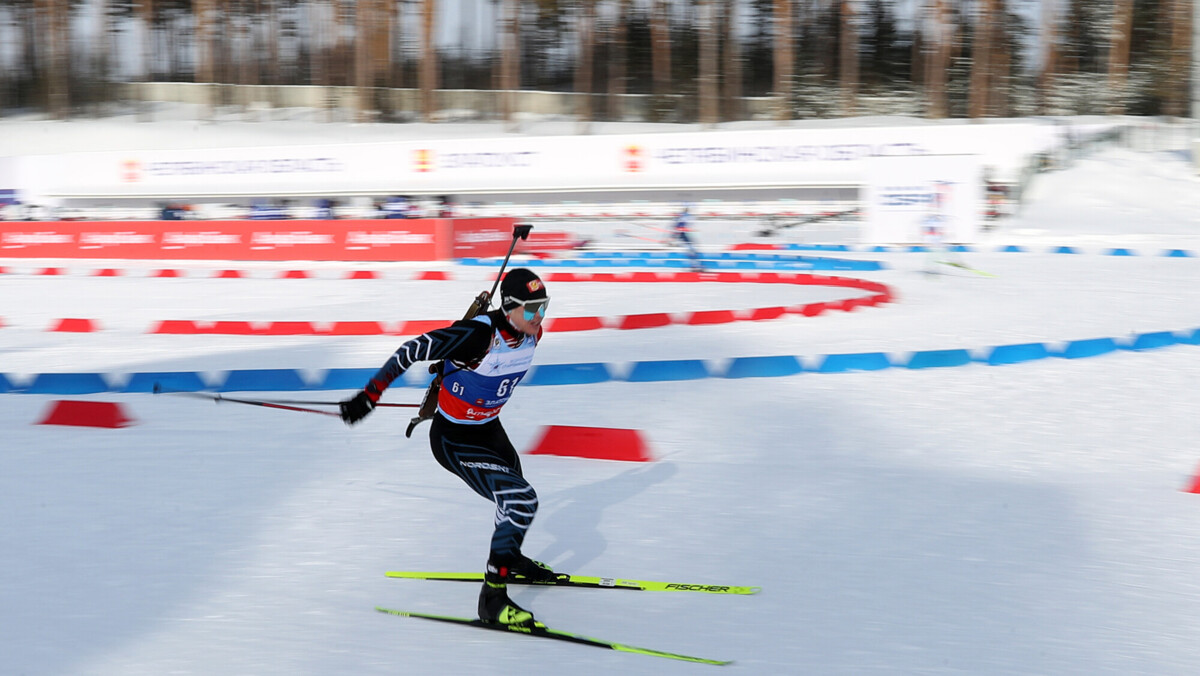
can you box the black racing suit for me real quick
[362,309,541,563]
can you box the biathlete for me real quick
[673,205,703,270]
[339,268,562,627]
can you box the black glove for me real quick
[340,390,376,425]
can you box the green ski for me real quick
[385,570,760,595]
[375,606,732,666]
[940,260,997,277]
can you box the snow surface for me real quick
[4,138,1200,675]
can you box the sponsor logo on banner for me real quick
[622,145,644,172]
[412,149,537,172]
[451,219,519,258]
[251,231,336,248]
[80,232,155,248]
[442,151,537,169]
[1,231,74,248]
[345,231,435,248]
[457,229,509,244]
[878,185,936,208]
[162,231,242,248]
[414,149,434,173]
[653,142,925,165]
[877,181,954,210]
[120,157,343,183]
[121,160,142,182]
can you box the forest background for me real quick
[0,0,1193,124]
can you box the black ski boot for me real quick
[505,553,568,583]
[478,562,538,627]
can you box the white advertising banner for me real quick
[15,122,1054,203]
[861,154,983,245]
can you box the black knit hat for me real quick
[500,268,548,311]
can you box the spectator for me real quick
[381,195,408,219]
[160,202,185,221]
[315,198,338,220]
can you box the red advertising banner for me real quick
[0,218,524,261]
[449,218,520,258]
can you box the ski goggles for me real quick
[513,297,550,321]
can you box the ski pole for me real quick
[485,222,534,301]
[204,397,420,408]
[154,389,343,418]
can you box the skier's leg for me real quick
[429,416,545,626]
[429,416,537,561]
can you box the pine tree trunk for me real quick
[421,0,437,121]
[925,0,951,119]
[267,0,280,88]
[839,0,857,116]
[911,1,924,88]
[607,0,628,121]
[329,0,346,119]
[576,1,595,132]
[356,0,372,121]
[773,0,792,121]
[46,0,69,118]
[1165,0,1192,117]
[195,0,214,117]
[651,0,671,102]
[499,0,519,126]
[968,0,994,118]
[722,0,742,121]
[1107,0,1133,114]
[698,0,718,125]
[1038,0,1057,114]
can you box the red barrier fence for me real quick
[0,217,518,261]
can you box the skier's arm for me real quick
[340,320,491,424]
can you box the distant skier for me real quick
[673,204,703,270]
[919,181,990,276]
[339,268,563,628]
[921,182,957,274]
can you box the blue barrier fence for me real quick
[5,328,1195,393]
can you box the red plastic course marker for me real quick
[543,316,605,333]
[148,320,203,334]
[615,313,673,330]
[50,318,99,332]
[37,400,136,429]
[527,425,652,462]
[415,270,451,281]
[326,321,387,335]
[205,321,256,335]
[396,319,448,335]
[686,310,737,326]
[260,321,317,335]
[1184,465,1200,494]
